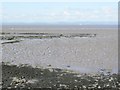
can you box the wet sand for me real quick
[1,28,118,74]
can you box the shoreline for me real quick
[1,26,117,33]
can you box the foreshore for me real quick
[1,28,118,89]
[1,29,118,73]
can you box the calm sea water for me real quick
[2,25,117,29]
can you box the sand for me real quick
[1,28,118,74]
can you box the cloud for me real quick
[100,7,117,20]
[101,7,115,15]
[0,6,2,18]
[63,11,70,16]
[41,8,117,22]
[2,4,117,23]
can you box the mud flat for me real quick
[1,28,119,89]
[1,28,118,73]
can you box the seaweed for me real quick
[1,40,21,44]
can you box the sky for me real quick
[1,1,118,25]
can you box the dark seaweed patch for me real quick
[2,40,21,44]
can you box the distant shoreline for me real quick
[2,24,118,28]
[1,25,118,34]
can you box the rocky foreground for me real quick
[1,62,120,90]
